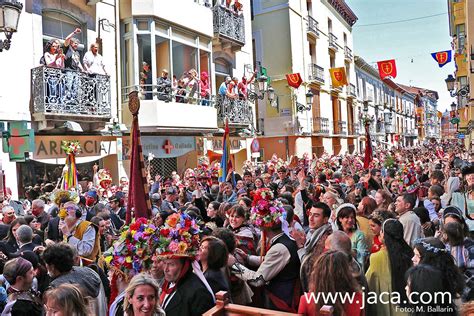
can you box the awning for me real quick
[207,148,246,155]
[30,155,110,165]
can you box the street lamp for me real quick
[257,75,268,93]
[0,0,23,52]
[445,74,469,97]
[267,86,275,103]
[450,102,460,132]
[296,89,314,112]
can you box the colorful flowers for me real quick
[250,188,285,229]
[103,218,159,279]
[155,212,201,259]
[61,140,82,156]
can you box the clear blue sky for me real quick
[346,0,455,111]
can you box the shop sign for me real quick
[140,136,195,159]
[34,136,116,159]
[207,137,246,152]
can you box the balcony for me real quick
[312,117,330,134]
[31,66,111,131]
[308,64,325,84]
[328,33,338,51]
[347,84,357,98]
[121,85,219,133]
[212,5,245,48]
[344,46,353,61]
[333,120,347,135]
[307,15,319,37]
[215,96,253,127]
[348,123,359,136]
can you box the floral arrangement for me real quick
[250,188,285,229]
[104,218,159,279]
[384,155,395,168]
[155,212,201,259]
[50,189,80,208]
[61,140,82,155]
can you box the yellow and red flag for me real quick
[329,67,348,87]
[286,73,303,89]
[377,59,397,80]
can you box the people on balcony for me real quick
[141,62,153,100]
[184,69,199,103]
[64,28,84,72]
[219,76,231,97]
[42,39,65,69]
[83,43,107,76]
[238,71,256,100]
[226,77,239,100]
[157,69,172,102]
[200,71,211,106]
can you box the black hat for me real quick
[461,163,474,176]
[108,194,120,203]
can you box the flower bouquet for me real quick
[155,212,201,259]
[61,140,82,155]
[250,188,285,229]
[104,217,160,279]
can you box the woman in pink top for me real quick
[200,71,211,106]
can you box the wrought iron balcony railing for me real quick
[212,5,245,46]
[313,117,330,134]
[334,120,346,134]
[344,46,353,60]
[308,64,325,83]
[347,123,358,135]
[329,33,338,50]
[307,15,319,36]
[31,66,111,117]
[216,95,252,126]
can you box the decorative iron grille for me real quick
[308,64,325,83]
[31,66,111,116]
[145,157,178,178]
[216,96,252,126]
[212,5,245,45]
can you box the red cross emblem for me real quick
[162,139,174,154]
[436,52,447,64]
[9,128,25,155]
[382,63,392,75]
[334,71,343,81]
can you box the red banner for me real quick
[377,59,397,80]
[286,73,303,89]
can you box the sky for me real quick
[345,0,455,111]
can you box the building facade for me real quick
[252,0,358,159]
[448,0,474,149]
[1,0,117,199]
[118,0,255,177]
[354,56,418,150]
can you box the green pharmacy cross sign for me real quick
[450,117,460,125]
[2,121,34,161]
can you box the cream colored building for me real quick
[252,0,358,159]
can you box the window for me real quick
[42,10,85,55]
[155,35,170,78]
[172,41,197,79]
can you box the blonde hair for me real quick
[124,273,164,316]
[44,284,89,316]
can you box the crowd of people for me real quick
[0,141,473,315]
[139,64,257,106]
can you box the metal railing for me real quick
[308,64,325,83]
[312,117,330,134]
[307,15,319,36]
[347,123,358,135]
[194,0,212,7]
[334,120,346,134]
[212,5,245,46]
[329,33,338,50]
[31,66,111,117]
[121,84,213,106]
[344,46,353,59]
[216,95,252,126]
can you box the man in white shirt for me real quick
[395,193,422,247]
[83,43,107,75]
